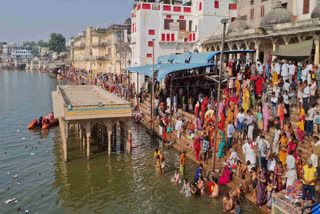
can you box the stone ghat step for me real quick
[137,100,313,162]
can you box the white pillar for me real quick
[86,122,91,159]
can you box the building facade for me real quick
[70,24,131,74]
[130,0,237,90]
[202,0,320,65]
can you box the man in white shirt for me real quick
[166,96,171,113]
[310,79,317,106]
[245,110,254,141]
[285,150,297,188]
[306,104,316,137]
[283,80,290,92]
[175,116,183,139]
[274,62,281,75]
[301,67,308,82]
[173,95,178,113]
[281,61,289,81]
[242,138,257,172]
[227,120,235,150]
[236,109,246,139]
[271,92,278,120]
[310,149,318,168]
[303,81,310,114]
[258,135,270,170]
[288,62,296,83]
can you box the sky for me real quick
[0,0,133,43]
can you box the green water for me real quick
[0,70,262,214]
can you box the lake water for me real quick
[0,70,261,214]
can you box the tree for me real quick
[37,40,49,48]
[23,41,36,47]
[31,46,39,57]
[48,33,66,54]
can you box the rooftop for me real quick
[58,85,129,107]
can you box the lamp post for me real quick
[151,38,155,133]
[212,18,229,171]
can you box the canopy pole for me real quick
[169,76,173,143]
[151,39,155,133]
[212,19,228,170]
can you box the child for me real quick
[256,107,263,131]
[251,167,258,201]
[231,199,241,214]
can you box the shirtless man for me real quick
[229,181,249,200]
[223,193,234,213]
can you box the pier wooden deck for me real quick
[52,85,132,161]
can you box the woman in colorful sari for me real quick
[266,171,277,209]
[235,79,241,97]
[278,133,288,165]
[297,109,305,142]
[193,137,201,161]
[263,100,270,132]
[277,99,285,129]
[227,104,234,126]
[220,111,226,131]
[217,133,225,159]
[219,165,231,185]
[272,71,278,86]
[250,83,256,109]
[256,168,267,207]
[288,140,297,157]
[242,88,250,113]
[274,162,284,192]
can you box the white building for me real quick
[130,0,237,91]
[11,47,32,59]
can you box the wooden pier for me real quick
[52,85,132,161]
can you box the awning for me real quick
[271,39,313,60]
[189,52,218,63]
[172,53,192,63]
[126,64,154,77]
[157,55,175,63]
[156,63,214,82]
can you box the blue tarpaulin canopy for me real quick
[156,55,175,63]
[126,50,255,82]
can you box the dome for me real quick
[227,18,249,33]
[260,1,293,27]
[311,0,320,19]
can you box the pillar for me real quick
[82,128,86,149]
[255,44,260,62]
[127,119,132,153]
[272,41,277,68]
[113,122,117,148]
[79,125,83,149]
[86,122,91,159]
[61,120,69,162]
[120,121,125,151]
[315,40,320,65]
[107,121,113,156]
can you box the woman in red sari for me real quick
[219,165,231,185]
[193,137,201,161]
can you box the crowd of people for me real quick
[63,59,320,212]
[148,59,320,211]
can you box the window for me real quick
[189,20,192,31]
[250,0,254,5]
[214,0,219,8]
[171,34,175,41]
[166,15,171,19]
[161,34,165,41]
[177,20,186,30]
[173,6,181,12]
[199,2,202,11]
[179,16,184,19]
[163,5,171,11]
[149,29,155,35]
[148,41,153,47]
[147,53,152,58]
[231,17,236,22]
[261,6,264,17]
[250,8,254,19]
[164,19,174,30]
[303,0,310,14]
[167,34,170,41]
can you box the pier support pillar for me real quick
[106,121,113,156]
[60,119,69,162]
[82,128,86,149]
[120,121,125,151]
[79,125,83,149]
[127,119,132,153]
[86,122,91,160]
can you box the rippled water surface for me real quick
[0,70,262,214]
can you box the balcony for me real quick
[92,41,112,47]
[73,43,85,49]
[91,55,112,61]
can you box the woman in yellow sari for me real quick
[242,88,250,113]
[278,133,288,165]
[272,71,278,86]
[227,103,234,125]
[235,79,241,97]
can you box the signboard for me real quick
[170,22,180,31]
[178,30,190,39]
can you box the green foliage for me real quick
[23,41,37,47]
[48,33,66,54]
[31,46,39,57]
[37,40,49,47]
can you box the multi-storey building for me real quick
[70,23,131,74]
[130,0,237,91]
[202,0,320,65]
[2,44,32,59]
